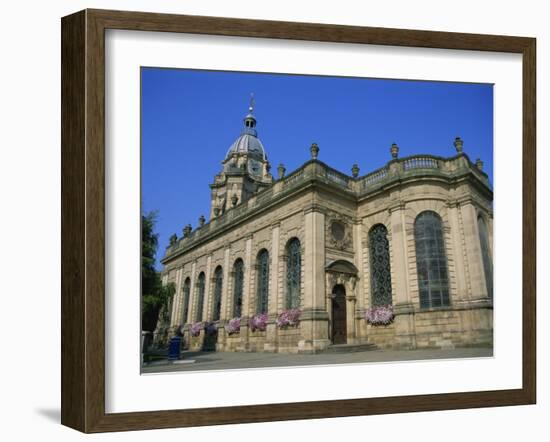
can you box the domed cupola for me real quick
[209,95,273,220]
[225,96,267,161]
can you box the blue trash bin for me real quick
[168,336,182,360]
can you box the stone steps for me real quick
[322,343,378,354]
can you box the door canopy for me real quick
[325,259,358,275]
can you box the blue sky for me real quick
[141,68,493,268]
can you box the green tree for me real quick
[141,211,175,331]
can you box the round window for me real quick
[331,221,346,241]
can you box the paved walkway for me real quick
[142,347,492,374]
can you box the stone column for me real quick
[459,200,487,300]
[265,223,280,352]
[300,208,329,352]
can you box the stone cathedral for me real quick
[156,102,493,354]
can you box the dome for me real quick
[226,132,267,161]
[225,100,267,161]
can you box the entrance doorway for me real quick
[331,284,347,344]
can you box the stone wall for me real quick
[159,157,493,353]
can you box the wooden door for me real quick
[331,284,347,344]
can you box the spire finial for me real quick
[249,93,255,113]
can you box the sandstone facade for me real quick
[155,108,493,354]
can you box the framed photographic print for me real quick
[61,9,536,433]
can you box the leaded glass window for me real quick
[256,249,269,313]
[182,278,191,324]
[286,238,301,309]
[213,266,223,321]
[478,216,493,298]
[233,259,244,317]
[414,211,450,308]
[369,224,393,306]
[196,272,205,321]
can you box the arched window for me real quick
[256,249,270,313]
[369,224,393,306]
[286,238,301,309]
[414,211,450,308]
[182,278,191,324]
[195,272,205,321]
[478,215,493,298]
[232,259,244,317]
[212,266,223,321]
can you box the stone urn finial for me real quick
[475,158,484,171]
[231,194,239,207]
[454,136,464,153]
[390,142,399,159]
[169,233,177,245]
[351,164,360,178]
[310,142,319,160]
[182,224,192,238]
[277,163,286,179]
[198,215,206,227]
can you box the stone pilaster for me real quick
[353,220,365,312]
[220,246,231,320]
[448,203,470,303]
[169,267,183,328]
[300,208,329,352]
[242,235,254,317]
[187,261,197,323]
[459,200,488,299]
[265,223,280,352]
[202,255,212,321]
[389,202,415,348]
[346,289,358,344]
[389,203,412,308]
[239,235,253,350]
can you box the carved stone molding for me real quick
[326,214,353,251]
[326,271,358,298]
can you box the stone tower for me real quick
[209,97,273,219]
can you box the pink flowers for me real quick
[365,305,394,325]
[190,321,203,337]
[249,313,269,332]
[276,308,302,328]
[224,317,241,334]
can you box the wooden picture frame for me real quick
[61,8,536,433]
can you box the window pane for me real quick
[369,224,393,306]
[256,250,269,313]
[196,273,205,321]
[286,239,301,309]
[233,260,244,317]
[213,267,223,321]
[414,211,450,308]
[182,278,190,324]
